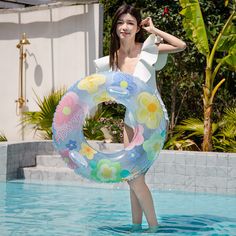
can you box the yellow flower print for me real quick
[77,74,106,94]
[135,92,163,129]
[79,142,97,160]
[94,91,114,104]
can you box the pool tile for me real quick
[185,165,196,176]
[164,163,176,174]
[206,166,217,177]
[195,166,207,177]
[153,162,165,173]
[228,156,236,167]
[227,188,236,194]
[175,152,185,164]
[175,164,185,175]
[185,152,196,165]
[195,154,207,166]
[216,167,228,177]
[228,167,236,178]
[0,146,7,175]
[185,176,195,188]
[206,155,218,166]
[195,176,208,187]
[227,178,236,188]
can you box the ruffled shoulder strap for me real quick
[93,55,110,72]
[133,34,168,83]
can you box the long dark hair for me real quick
[109,3,145,70]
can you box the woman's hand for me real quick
[140,17,156,34]
[140,16,186,53]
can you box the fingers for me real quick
[140,17,152,27]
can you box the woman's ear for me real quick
[136,26,140,33]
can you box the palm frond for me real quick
[175,118,204,137]
[0,132,7,141]
[21,88,66,139]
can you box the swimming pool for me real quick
[0,181,235,235]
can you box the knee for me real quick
[128,175,146,192]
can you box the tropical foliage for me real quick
[0,132,7,142]
[165,107,236,152]
[21,88,66,139]
[179,0,236,151]
[213,107,236,152]
[84,101,125,143]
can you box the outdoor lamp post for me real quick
[16,33,30,113]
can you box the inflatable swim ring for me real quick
[52,71,167,183]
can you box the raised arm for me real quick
[140,17,186,53]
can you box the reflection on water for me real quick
[0,182,236,236]
[100,215,236,235]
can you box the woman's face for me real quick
[116,13,139,40]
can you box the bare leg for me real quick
[128,175,158,227]
[124,124,158,229]
[123,123,134,147]
[130,188,143,224]
[124,124,143,229]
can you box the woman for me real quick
[94,3,186,232]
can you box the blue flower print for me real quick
[66,140,77,150]
[129,148,142,159]
[112,72,137,95]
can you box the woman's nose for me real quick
[121,23,128,30]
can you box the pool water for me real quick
[0,181,236,236]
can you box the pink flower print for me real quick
[53,91,88,141]
[126,125,144,150]
[54,92,81,126]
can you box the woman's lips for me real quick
[120,32,130,36]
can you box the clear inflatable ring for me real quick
[53,71,167,183]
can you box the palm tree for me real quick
[179,0,236,151]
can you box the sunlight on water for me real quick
[0,181,236,235]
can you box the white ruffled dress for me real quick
[93,34,169,124]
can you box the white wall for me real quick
[0,3,103,141]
